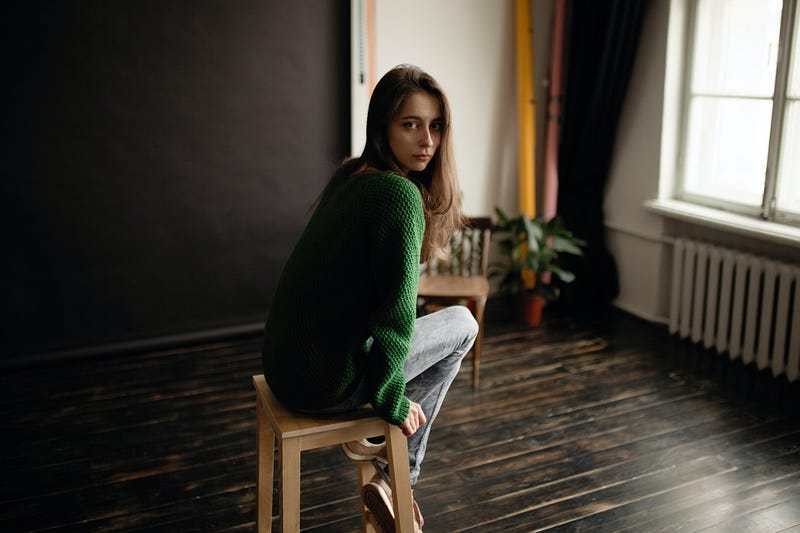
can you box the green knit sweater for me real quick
[262,172,425,425]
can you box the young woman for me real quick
[261,64,478,531]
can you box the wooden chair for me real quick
[253,374,415,532]
[417,216,492,389]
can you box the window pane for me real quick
[788,0,800,97]
[776,3,799,217]
[776,101,800,215]
[692,0,782,96]
[683,96,772,207]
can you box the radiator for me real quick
[669,237,800,382]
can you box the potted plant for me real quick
[491,207,586,326]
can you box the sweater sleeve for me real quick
[364,175,425,425]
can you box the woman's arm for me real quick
[363,174,426,425]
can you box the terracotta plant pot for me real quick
[517,293,546,326]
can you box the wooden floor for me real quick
[2,309,799,532]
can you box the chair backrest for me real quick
[421,216,492,277]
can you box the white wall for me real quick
[353,0,553,218]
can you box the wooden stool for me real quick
[253,375,415,532]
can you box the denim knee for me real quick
[447,305,479,344]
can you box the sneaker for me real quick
[361,474,424,533]
[341,438,388,464]
[412,498,424,530]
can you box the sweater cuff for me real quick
[391,395,411,426]
[375,393,411,426]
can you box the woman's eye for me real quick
[431,122,443,131]
[403,121,417,129]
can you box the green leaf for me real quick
[548,264,575,283]
[551,237,584,256]
[522,216,540,253]
[511,243,522,263]
[535,283,559,301]
[494,206,509,225]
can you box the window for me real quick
[678,0,800,225]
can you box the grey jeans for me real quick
[300,305,478,485]
[401,305,478,484]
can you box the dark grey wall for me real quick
[2,1,350,360]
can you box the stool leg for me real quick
[256,397,275,533]
[384,425,414,533]
[357,460,378,533]
[279,437,301,533]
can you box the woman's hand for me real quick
[399,400,427,437]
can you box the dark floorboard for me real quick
[2,309,799,532]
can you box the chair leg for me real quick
[471,331,482,390]
[256,398,275,533]
[472,297,487,389]
[384,424,414,532]
[279,437,301,533]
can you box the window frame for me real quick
[673,0,800,227]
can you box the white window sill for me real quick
[644,198,800,248]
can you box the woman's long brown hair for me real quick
[332,64,463,262]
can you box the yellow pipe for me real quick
[515,0,536,218]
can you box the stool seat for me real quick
[253,374,415,532]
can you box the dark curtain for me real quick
[555,0,649,310]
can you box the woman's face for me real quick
[387,91,442,174]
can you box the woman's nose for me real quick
[419,128,434,147]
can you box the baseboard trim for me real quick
[1,321,265,370]
[612,301,669,326]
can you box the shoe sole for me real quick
[341,443,388,464]
[362,482,395,533]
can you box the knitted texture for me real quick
[262,172,424,425]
